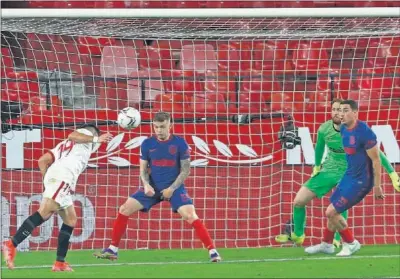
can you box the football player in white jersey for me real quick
[2,124,112,272]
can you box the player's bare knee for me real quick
[119,199,140,216]
[293,197,307,207]
[325,208,338,219]
[64,215,77,228]
[38,201,57,220]
[185,212,199,224]
[119,203,130,216]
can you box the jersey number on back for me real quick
[58,141,75,159]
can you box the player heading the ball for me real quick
[93,111,221,262]
[2,125,113,272]
[305,100,386,257]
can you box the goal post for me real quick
[1,8,399,251]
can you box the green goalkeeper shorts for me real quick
[303,169,345,198]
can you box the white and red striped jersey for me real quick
[44,128,95,190]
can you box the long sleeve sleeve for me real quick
[379,150,395,174]
[314,129,325,167]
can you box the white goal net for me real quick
[1,9,399,251]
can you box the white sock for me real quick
[109,245,118,253]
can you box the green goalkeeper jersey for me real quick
[315,120,347,171]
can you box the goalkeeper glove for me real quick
[311,166,321,177]
[389,172,400,192]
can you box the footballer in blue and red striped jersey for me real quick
[305,100,383,257]
[94,112,221,262]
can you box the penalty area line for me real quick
[2,254,399,270]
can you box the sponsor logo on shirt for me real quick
[152,159,176,167]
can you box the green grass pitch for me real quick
[2,245,399,278]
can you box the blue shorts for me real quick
[130,186,193,213]
[330,175,373,213]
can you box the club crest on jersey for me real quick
[169,145,177,155]
[349,136,356,145]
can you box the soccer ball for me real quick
[117,107,141,130]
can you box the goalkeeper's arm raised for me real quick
[312,128,325,177]
[379,151,400,192]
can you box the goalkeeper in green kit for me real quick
[276,99,400,247]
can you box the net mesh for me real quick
[1,16,399,251]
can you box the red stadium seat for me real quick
[100,46,139,77]
[366,39,400,68]
[348,90,382,109]
[292,41,329,76]
[138,46,174,71]
[253,41,293,74]
[306,91,331,112]
[30,95,62,114]
[152,40,187,52]
[179,44,218,73]
[216,43,252,73]
[164,70,202,96]
[3,71,40,103]
[97,80,128,110]
[190,93,227,114]
[357,68,400,90]
[241,70,282,101]
[356,68,400,98]
[204,70,236,101]
[153,93,188,112]
[270,92,306,112]
[238,91,269,112]
[77,37,116,56]
[25,33,56,70]
[1,48,13,77]
[316,68,353,96]
[127,69,164,106]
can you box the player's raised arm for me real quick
[38,152,54,177]
[312,128,326,176]
[366,140,383,199]
[378,151,400,192]
[68,125,113,144]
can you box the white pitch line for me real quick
[2,254,399,270]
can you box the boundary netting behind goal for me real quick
[1,13,399,251]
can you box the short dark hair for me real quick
[79,124,100,136]
[331,98,343,105]
[153,111,171,122]
[340,99,358,111]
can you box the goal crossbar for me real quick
[2,7,400,19]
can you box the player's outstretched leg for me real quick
[3,208,46,269]
[177,204,221,262]
[333,210,348,248]
[276,186,315,246]
[304,225,335,255]
[52,206,76,272]
[94,197,143,260]
[93,212,129,260]
[334,214,360,257]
